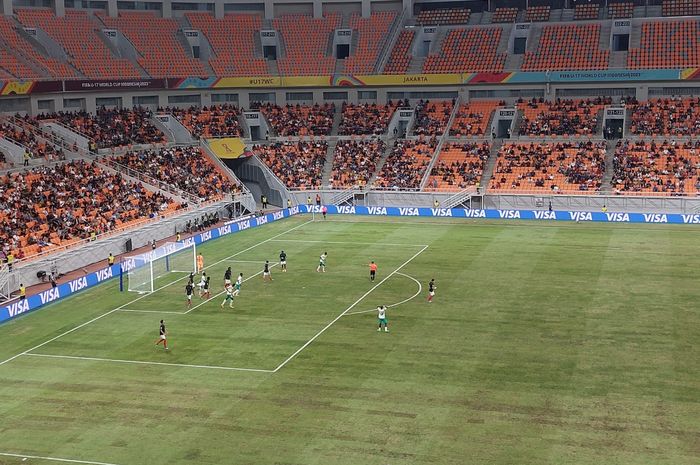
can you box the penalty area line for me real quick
[273,245,429,372]
[343,272,423,316]
[23,353,275,373]
[0,451,121,465]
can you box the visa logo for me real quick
[200,231,213,241]
[6,299,30,317]
[257,215,268,225]
[68,277,88,293]
[681,214,700,224]
[218,225,232,236]
[289,206,300,215]
[430,208,452,217]
[273,211,284,220]
[337,206,356,214]
[95,267,113,283]
[569,212,593,222]
[399,207,419,216]
[239,220,251,230]
[605,213,629,222]
[498,210,520,219]
[367,206,387,215]
[644,214,668,223]
[533,211,556,220]
[39,287,60,304]
[464,209,486,218]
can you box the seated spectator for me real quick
[517,97,611,137]
[169,104,242,139]
[374,137,437,189]
[113,146,237,201]
[330,139,385,188]
[449,101,502,137]
[339,102,400,136]
[37,107,165,149]
[252,141,327,189]
[0,123,65,161]
[629,97,700,137]
[260,103,335,136]
[413,100,454,136]
[426,142,490,190]
[612,139,700,195]
[490,141,606,192]
[0,160,180,260]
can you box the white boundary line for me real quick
[0,219,313,368]
[272,245,429,372]
[184,263,278,314]
[24,353,274,373]
[269,239,428,247]
[116,309,186,315]
[343,272,423,316]
[0,451,120,465]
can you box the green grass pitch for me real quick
[0,215,699,465]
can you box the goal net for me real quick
[127,241,196,293]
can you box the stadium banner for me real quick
[64,79,166,92]
[332,74,463,87]
[0,207,300,325]
[206,137,251,159]
[0,80,62,95]
[504,69,681,83]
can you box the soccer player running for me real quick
[155,319,168,350]
[369,261,378,282]
[224,267,232,287]
[232,273,243,296]
[279,250,287,272]
[427,278,436,303]
[263,260,272,282]
[377,305,389,332]
[220,285,235,309]
[202,276,211,299]
[198,272,207,297]
[317,252,328,273]
[185,282,194,308]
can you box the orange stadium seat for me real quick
[525,6,551,22]
[383,29,414,74]
[574,3,600,20]
[522,23,609,71]
[608,2,634,18]
[423,27,506,74]
[273,14,340,76]
[449,101,500,137]
[491,7,519,23]
[628,20,700,69]
[415,8,470,25]
[343,12,396,75]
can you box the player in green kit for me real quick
[377,305,389,332]
[316,252,328,273]
[220,284,234,309]
[232,273,243,296]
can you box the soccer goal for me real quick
[125,241,197,293]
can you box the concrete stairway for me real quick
[320,139,338,188]
[599,139,618,194]
[367,140,395,186]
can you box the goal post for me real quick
[125,241,197,293]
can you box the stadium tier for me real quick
[628,20,700,69]
[525,6,551,22]
[449,101,501,137]
[383,29,414,74]
[415,8,470,25]
[413,100,454,136]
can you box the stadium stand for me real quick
[343,12,396,75]
[517,98,609,136]
[253,141,327,189]
[330,139,386,188]
[339,102,398,136]
[185,13,268,77]
[0,123,65,161]
[383,29,414,74]
[491,7,519,23]
[490,141,607,193]
[525,6,551,22]
[374,137,437,189]
[273,14,340,76]
[170,104,243,139]
[608,2,634,18]
[612,139,700,195]
[37,107,165,149]
[628,20,700,69]
[449,101,500,137]
[413,100,454,136]
[0,49,41,79]
[662,0,700,16]
[415,8,470,25]
[97,11,206,78]
[0,160,180,260]
[574,3,600,20]
[260,103,335,136]
[426,142,490,191]
[113,146,237,201]
[423,27,506,73]
[522,23,609,71]
[629,98,700,136]
[16,9,139,79]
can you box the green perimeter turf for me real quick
[0,215,699,465]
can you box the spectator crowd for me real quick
[629,97,700,136]
[517,98,611,137]
[260,103,335,136]
[170,104,243,139]
[330,139,386,188]
[374,137,437,189]
[339,102,400,136]
[413,100,453,136]
[427,142,490,190]
[253,141,328,189]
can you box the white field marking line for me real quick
[184,262,279,314]
[269,239,429,247]
[116,309,187,315]
[24,353,274,373]
[0,451,120,465]
[0,219,313,368]
[343,272,422,316]
[273,245,429,372]
[226,259,276,263]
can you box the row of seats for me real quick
[260,103,335,136]
[112,146,237,201]
[628,20,700,69]
[329,139,385,188]
[522,23,609,71]
[0,123,65,161]
[170,104,243,139]
[525,6,551,22]
[426,142,490,191]
[609,2,634,18]
[423,27,506,74]
[383,29,414,74]
[415,8,470,25]
[491,7,519,23]
[253,141,327,189]
[344,12,396,75]
[450,101,501,137]
[0,160,180,260]
[574,4,600,20]
[490,141,606,193]
[663,0,700,16]
[274,14,340,76]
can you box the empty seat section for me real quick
[252,141,328,189]
[415,8,470,25]
[330,139,385,188]
[423,27,506,73]
[374,137,437,189]
[574,3,600,20]
[608,2,634,18]
[522,23,609,71]
[612,139,700,195]
[426,142,490,191]
[629,98,700,136]
[490,141,606,193]
[98,11,206,78]
[491,8,519,23]
[274,14,340,76]
[517,98,609,136]
[662,0,700,16]
[628,20,700,69]
[525,6,551,22]
[16,9,139,79]
[343,11,396,74]
[186,13,268,76]
[449,101,500,137]
[383,29,414,74]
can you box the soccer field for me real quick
[0,215,699,465]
